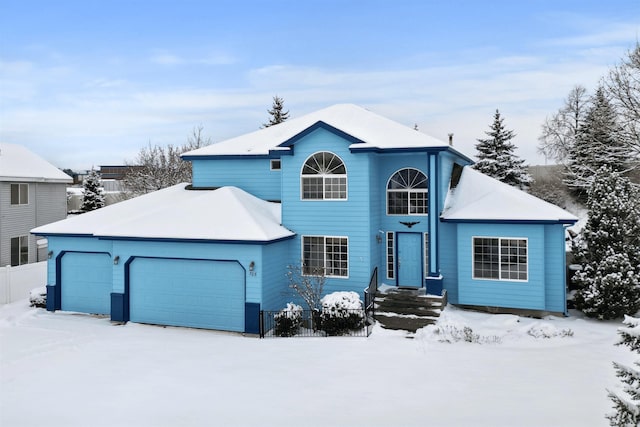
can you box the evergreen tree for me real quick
[81,169,105,212]
[573,166,640,320]
[473,109,532,189]
[262,95,289,128]
[565,87,630,197]
[607,316,640,426]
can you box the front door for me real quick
[397,232,423,287]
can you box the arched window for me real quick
[387,168,428,215]
[301,152,347,200]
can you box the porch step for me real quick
[373,288,446,333]
[374,313,438,333]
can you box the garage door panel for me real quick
[129,258,245,331]
[61,252,112,315]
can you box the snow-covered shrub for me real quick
[526,324,574,339]
[431,325,502,344]
[319,291,364,336]
[274,303,303,337]
[29,287,47,308]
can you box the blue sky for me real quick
[1,0,638,170]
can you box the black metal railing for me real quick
[364,267,378,314]
[260,308,372,338]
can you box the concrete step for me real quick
[374,303,441,317]
[373,297,442,308]
[374,313,438,333]
[372,287,445,332]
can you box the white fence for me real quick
[0,261,47,305]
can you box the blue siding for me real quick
[261,240,294,311]
[281,127,373,298]
[456,223,546,310]
[439,222,459,303]
[191,158,281,201]
[544,224,567,313]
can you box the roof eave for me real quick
[439,217,578,225]
[2,176,73,183]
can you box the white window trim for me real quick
[299,151,348,201]
[386,232,395,280]
[270,159,281,170]
[424,232,429,278]
[301,235,349,279]
[10,183,29,205]
[386,168,428,216]
[471,236,529,282]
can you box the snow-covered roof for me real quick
[32,184,295,242]
[0,143,72,183]
[441,166,578,223]
[183,104,472,159]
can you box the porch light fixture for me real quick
[249,261,255,272]
[47,251,53,259]
[113,256,120,265]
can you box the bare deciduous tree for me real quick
[286,264,325,313]
[538,85,590,163]
[607,42,640,158]
[123,126,211,197]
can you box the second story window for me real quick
[387,168,428,215]
[10,183,29,205]
[301,152,347,200]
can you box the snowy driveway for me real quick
[0,300,628,427]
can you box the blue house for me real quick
[32,104,577,333]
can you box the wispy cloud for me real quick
[149,49,237,66]
[150,51,184,65]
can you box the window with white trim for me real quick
[10,236,28,266]
[301,152,347,200]
[302,236,348,277]
[387,168,427,215]
[10,183,28,205]
[270,159,281,170]
[473,237,528,281]
[386,232,395,279]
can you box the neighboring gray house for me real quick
[0,143,72,266]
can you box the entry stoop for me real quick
[374,287,446,333]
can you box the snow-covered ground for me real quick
[0,300,631,427]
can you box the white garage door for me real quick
[61,252,112,315]
[129,258,245,332]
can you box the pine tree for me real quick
[262,95,289,128]
[80,169,105,212]
[607,316,640,426]
[565,87,630,197]
[473,109,532,189]
[572,166,640,320]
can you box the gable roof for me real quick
[32,185,295,242]
[441,166,578,224]
[182,103,472,160]
[0,143,72,183]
